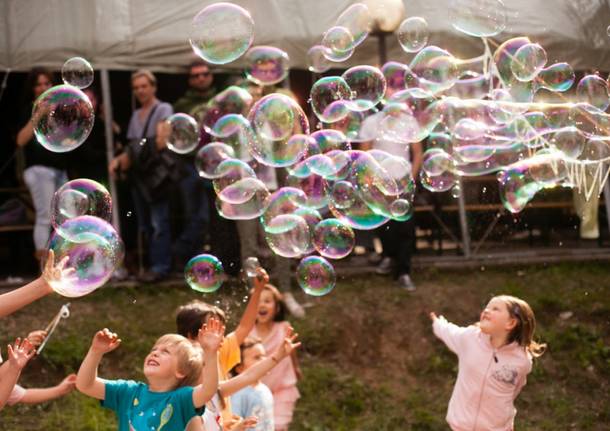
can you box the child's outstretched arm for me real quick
[0,338,35,409]
[220,326,301,397]
[76,329,121,400]
[19,374,77,404]
[193,317,224,408]
[430,311,470,354]
[0,250,74,318]
[233,268,269,345]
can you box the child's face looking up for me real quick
[240,343,266,372]
[257,289,277,324]
[479,298,517,336]
[143,342,184,383]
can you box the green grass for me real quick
[1,262,609,430]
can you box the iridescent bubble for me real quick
[165,113,199,154]
[264,214,311,258]
[313,218,355,259]
[310,76,353,123]
[213,159,256,199]
[448,0,507,37]
[381,62,411,98]
[248,93,309,142]
[297,255,336,297]
[378,105,420,144]
[217,177,268,205]
[261,187,308,227]
[311,129,350,153]
[202,86,254,133]
[189,2,254,65]
[576,74,610,112]
[390,198,411,218]
[61,57,94,89]
[46,216,124,297]
[245,46,290,86]
[293,207,323,254]
[498,167,542,213]
[409,46,458,94]
[536,63,575,92]
[184,254,225,293]
[510,43,547,82]
[51,179,112,232]
[287,173,330,209]
[330,180,356,209]
[307,45,332,73]
[528,149,567,187]
[551,128,585,159]
[342,66,386,111]
[420,149,459,192]
[215,184,270,220]
[32,85,94,153]
[195,142,236,179]
[250,133,310,168]
[322,26,355,62]
[326,110,366,142]
[397,17,429,53]
[335,2,371,47]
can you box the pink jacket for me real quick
[433,316,532,431]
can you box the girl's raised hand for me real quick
[429,312,438,322]
[7,338,36,370]
[274,325,302,361]
[198,317,225,353]
[91,328,121,354]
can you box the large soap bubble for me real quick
[248,93,309,142]
[190,2,254,64]
[397,17,429,53]
[51,179,112,233]
[297,255,336,296]
[313,218,355,259]
[245,46,290,86]
[184,254,225,293]
[32,85,95,153]
[448,0,507,37]
[45,216,124,297]
[165,113,199,154]
[61,57,94,89]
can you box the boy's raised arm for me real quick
[233,268,268,345]
[76,329,121,400]
[192,318,224,408]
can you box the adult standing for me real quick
[171,60,216,268]
[16,68,67,263]
[109,70,173,282]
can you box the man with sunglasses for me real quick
[171,60,218,270]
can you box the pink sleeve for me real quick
[7,384,26,406]
[432,316,471,355]
[513,356,533,398]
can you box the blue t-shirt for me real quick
[230,383,274,431]
[101,379,201,431]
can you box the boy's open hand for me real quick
[91,328,121,354]
[7,338,36,370]
[27,329,48,347]
[198,317,225,353]
[42,249,77,287]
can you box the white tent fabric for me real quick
[1,0,610,73]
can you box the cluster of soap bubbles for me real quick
[45,179,123,297]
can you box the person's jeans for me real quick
[173,163,209,261]
[131,186,171,275]
[23,165,68,250]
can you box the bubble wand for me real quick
[37,303,71,355]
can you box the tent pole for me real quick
[100,69,121,235]
[457,178,471,257]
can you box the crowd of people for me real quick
[1,251,545,430]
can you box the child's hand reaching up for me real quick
[253,267,269,290]
[27,330,48,347]
[429,312,438,322]
[272,326,301,362]
[42,250,76,288]
[198,317,225,353]
[57,374,78,396]
[7,338,36,370]
[90,329,121,355]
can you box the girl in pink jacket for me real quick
[431,295,546,431]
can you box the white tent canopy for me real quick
[2,0,610,73]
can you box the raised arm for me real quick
[192,318,224,408]
[233,268,268,345]
[19,374,77,404]
[16,121,34,147]
[430,312,470,355]
[0,339,35,409]
[76,329,121,400]
[220,326,301,398]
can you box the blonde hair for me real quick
[153,334,203,387]
[494,295,546,358]
[131,69,157,87]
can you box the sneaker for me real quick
[375,257,394,275]
[283,292,306,319]
[398,274,416,291]
[367,252,382,265]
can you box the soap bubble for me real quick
[245,46,290,86]
[264,214,311,258]
[397,17,429,53]
[32,85,95,153]
[61,57,94,89]
[250,133,311,168]
[576,74,610,112]
[313,218,355,259]
[213,159,257,199]
[420,149,459,192]
[448,0,507,37]
[335,3,371,47]
[307,45,332,73]
[297,255,336,296]
[248,93,309,142]
[195,142,236,179]
[342,66,386,111]
[510,43,547,82]
[330,180,356,209]
[322,26,355,62]
[184,254,225,293]
[46,216,124,297]
[189,2,254,64]
[310,76,352,123]
[51,179,112,233]
[165,113,199,154]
